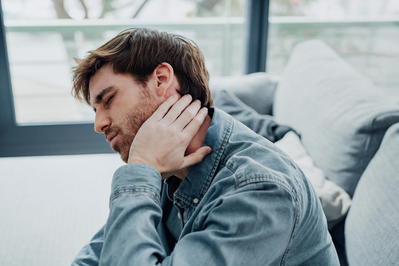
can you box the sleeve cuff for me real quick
[111,163,162,195]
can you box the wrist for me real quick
[127,155,160,173]
[128,156,149,166]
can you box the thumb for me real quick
[182,146,212,169]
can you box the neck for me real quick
[175,114,212,180]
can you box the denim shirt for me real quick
[72,108,339,266]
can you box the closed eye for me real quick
[106,95,114,106]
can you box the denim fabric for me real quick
[72,108,339,266]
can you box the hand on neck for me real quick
[175,114,212,180]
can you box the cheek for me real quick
[115,91,159,135]
[120,106,143,133]
[109,101,131,126]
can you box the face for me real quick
[89,64,159,163]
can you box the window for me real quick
[2,0,247,124]
[267,0,399,101]
[1,0,262,157]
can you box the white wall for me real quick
[0,153,124,266]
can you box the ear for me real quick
[153,63,174,97]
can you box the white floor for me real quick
[0,153,125,266]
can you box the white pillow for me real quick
[275,132,352,228]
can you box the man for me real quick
[71,28,339,265]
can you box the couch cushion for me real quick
[210,72,279,115]
[345,122,399,265]
[273,40,399,197]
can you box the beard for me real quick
[105,88,159,163]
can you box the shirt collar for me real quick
[166,107,233,209]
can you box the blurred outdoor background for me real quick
[2,0,399,124]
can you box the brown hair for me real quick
[72,28,213,108]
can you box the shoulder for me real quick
[217,118,303,195]
[204,108,315,210]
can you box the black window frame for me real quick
[0,0,269,157]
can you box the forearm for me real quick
[71,164,166,266]
[99,164,166,266]
[71,226,104,266]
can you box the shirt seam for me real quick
[199,115,234,199]
[280,194,300,266]
[191,167,300,263]
[219,160,297,198]
[109,186,161,206]
[218,160,300,264]
[174,115,234,211]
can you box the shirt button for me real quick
[177,213,181,219]
[193,198,199,204]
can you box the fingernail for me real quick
[201,107,208,114]
[171,94,178,100]
[185,94,192,100]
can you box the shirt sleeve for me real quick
[71,225,104,266]
[98,163,297,266]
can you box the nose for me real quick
[94,109,111,133]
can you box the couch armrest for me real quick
[345,122,399,265]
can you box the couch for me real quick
[210,40,399,265]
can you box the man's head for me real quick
[72,28,213,108]
[72,28,213,162]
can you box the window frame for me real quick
[0,0,269,157]
[245,0,270,74]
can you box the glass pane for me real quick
[268,0,399,101]
[2,0,247,124]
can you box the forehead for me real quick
[89,64,114,95]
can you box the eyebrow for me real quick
[91,86,115,112]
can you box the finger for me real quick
[173,100,202,129]
[182,107,208,136]
[162,94,193,125]
[181,146,212,169]
[149,94,180,122]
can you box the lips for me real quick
[106,132,119,149]
[106,133,116,143]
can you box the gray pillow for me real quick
[345,122,399,265]
[210,72,279,115]
[273,40,399,197]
